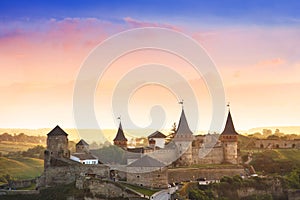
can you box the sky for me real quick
[0,0,300,134]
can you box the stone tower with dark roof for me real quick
[173,108,194,166]
[44,125,70,168]
[220,109,239,164]
[76,139,89,153]
[46,125,70,158]
[113,122,128,149]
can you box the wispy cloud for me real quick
[123,17,182,31]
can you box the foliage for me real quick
[6,145,45,159]
[285,168,300,189]
[165,122,177,145]
[0,174,15,185]
[189,189,211,200]
[0,132,46,144]
[22,145,45,159]
[241,194,273,200]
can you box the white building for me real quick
[70,153,98,165]
[70,139,98,164]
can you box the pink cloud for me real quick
[255,58,285,68]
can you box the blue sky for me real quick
[1,0,300,25]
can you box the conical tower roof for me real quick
[113,122,128,142]
[176,108,193,135]
[221,110,239,135]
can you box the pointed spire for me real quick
[113,120,127,142]
[176,106,193,135]
[221,109,239,135]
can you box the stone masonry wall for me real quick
[193,146,224,165]
[168,167,244,183]
[39,163,109,187]
[127,168,168,188]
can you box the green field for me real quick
[250,149,300,174]
[0,157,43,180]
[0,141,44,155]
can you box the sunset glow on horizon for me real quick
[0,1,300,133]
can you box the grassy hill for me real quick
[0,157,43,181]
[250,149,300,174]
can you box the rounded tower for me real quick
[220,107,239,164]
[173,105,194,166]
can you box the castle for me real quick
[114,107,239,166]
[39,106,241,189]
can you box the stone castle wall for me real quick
[254,139,300,149]
[127,168,168,188]
[175,143,193,166]
[192,146,224,165]
[38,160,109,187]
[76,178,142,199]
[168,167,244,183]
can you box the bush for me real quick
[286,168,300,189]
[189,189,211,200]
[241,193,273,200]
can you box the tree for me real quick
[165,122,177,144]
[267,135,280,140]
[89,141,100,149]
[274,129,284,137]
[262,129,272,138]
[22,145,46,159]
[248,132,262,139]
[286,168,300,189]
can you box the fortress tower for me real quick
[173,107,194,166]
[44,125,70,168]
[46,125,70,158]
[220,108,239,164]
[113,121,128,149]
[76,139,89,153]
